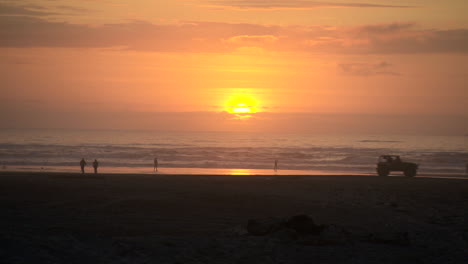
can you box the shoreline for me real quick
[2,165,367,175]
[1,166,467,179]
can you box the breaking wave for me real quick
[0,130,467,175]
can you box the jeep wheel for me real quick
[377,168,389,177]
[404,168,417,177]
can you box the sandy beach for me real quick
[1,171,467,263]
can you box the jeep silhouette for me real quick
[376,155,418,177]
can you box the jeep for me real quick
[376,155,418,177]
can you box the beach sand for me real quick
[0,172,467,263]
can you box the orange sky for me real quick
[0,0,467,134]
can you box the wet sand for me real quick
[1,172,467,263]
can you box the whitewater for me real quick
[0,129,467,176]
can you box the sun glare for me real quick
[228,169,253,175]
[225,94,258,114]
[232,104,252,113]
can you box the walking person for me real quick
[154,157,158,172]
[93,159,99,174]
[80,158,86,174]
[274,159,278,172]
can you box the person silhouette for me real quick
[80,158,86,174]
[93,159,99,174]
[274,159,278,172]
[154,157,158,172]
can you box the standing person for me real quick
[274,159,278,172]
[154,157,158,172]
[93,159,99,174]
[80,158,86,174]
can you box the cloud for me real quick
[0,17,278,52]
[54,5,91,13]
[0,2,92,18]
[339,61,400,76]
[354,22,415,35]
[300,23,468,54]
[0,16,467,54]
[224,35,278,48]
[0,3,56,16]
[202,0,415,10]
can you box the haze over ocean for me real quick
[1,129,466,176]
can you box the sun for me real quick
[225,94,258,114]
[232,104,252,113]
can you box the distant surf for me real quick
[0,129,467,176]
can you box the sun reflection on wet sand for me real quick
[227,169,254,175]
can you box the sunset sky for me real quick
[0,0,467,134]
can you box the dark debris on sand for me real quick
[1,215,467,264]
[1,173,467,263]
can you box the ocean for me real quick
[0,129,467,176]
